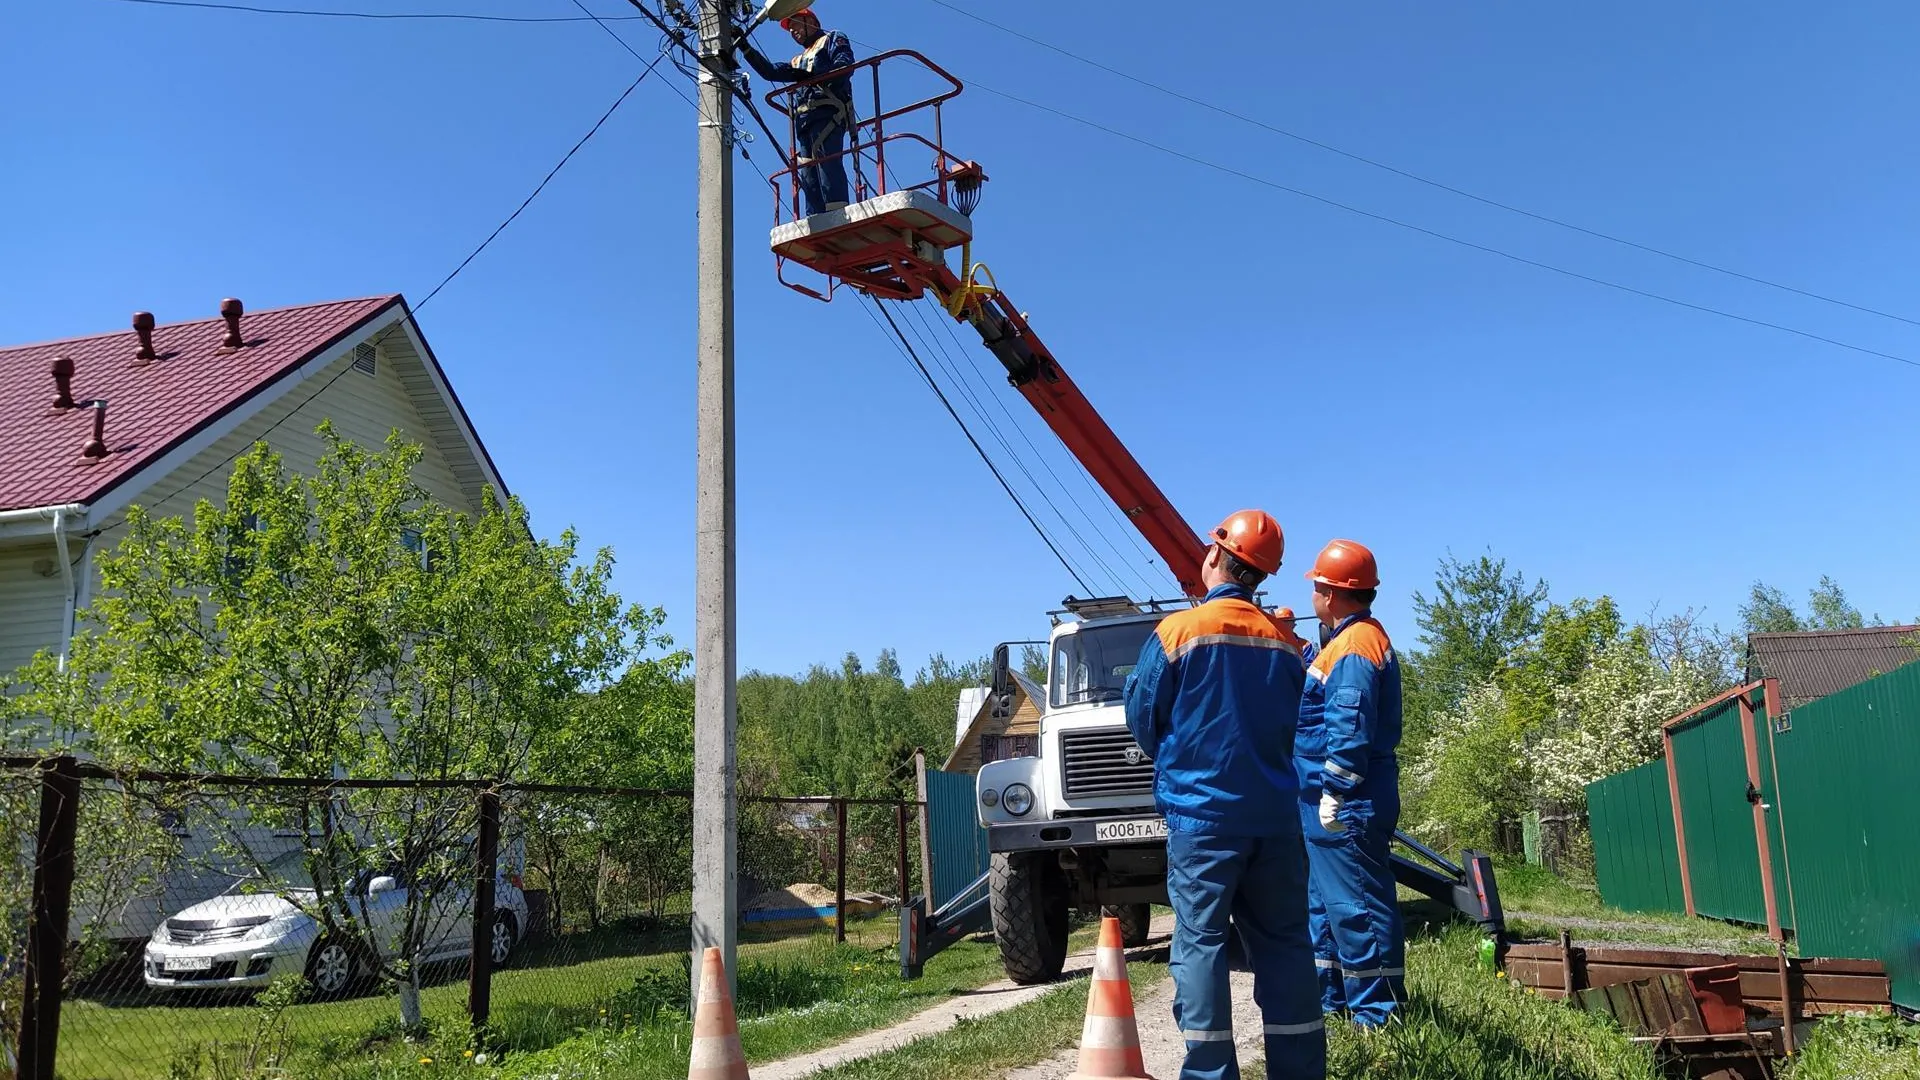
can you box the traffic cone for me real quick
[688,947,751,1080]
[1069,916,1156,1079]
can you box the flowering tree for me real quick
[1527,640,1718,806]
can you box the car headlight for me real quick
[1001,783,1034,817]
[248,915,300,941]
[979,788,1000,808]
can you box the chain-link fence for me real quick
[0,757,921,1080]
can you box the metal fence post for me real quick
[834,799,848,944]
[468,787,500,1038]
[19,756,80,1080]
[895,801,909,904]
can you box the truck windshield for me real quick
[1051,620,1159,709]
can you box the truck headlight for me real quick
[980,788,1000,808]
[1002,783,1034,817]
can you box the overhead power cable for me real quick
[924,0,1920,333]
[860,297,1096,594]
[910,301,1170,600]
[897,299,1144,598]
[962,80,1920,372]
[106,0,648,21]
[93,62,663,535]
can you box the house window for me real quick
[352,342,377,377]
[401,529,434,570]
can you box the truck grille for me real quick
[1059,728,1154,800]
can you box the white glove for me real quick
[1319,790,1346,833]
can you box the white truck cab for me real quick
[974,596,1186,983]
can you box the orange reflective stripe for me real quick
[1155,598,1291,660]
[1307,618,1393,683]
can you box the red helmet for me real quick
[1305,539,1379,591]
[780,7,816,29]
[1211,510,1284,576]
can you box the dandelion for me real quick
[464,1050,475,1058]
[419,1057,434,1065]
[1496,971,1507,979]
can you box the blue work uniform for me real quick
[1295,613,1405,1026]
[742,30,856,216]
[1124,583,1325,1080]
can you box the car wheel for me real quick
[305,939,357,998]
[489,913,516,967]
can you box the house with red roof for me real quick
[0,294,506,682]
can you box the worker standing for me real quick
[734,7,855,217]
[1295,539,1405,1026]
[1124,511,1325,1080]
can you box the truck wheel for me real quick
[1103,903,1153,948]
[991,851,1068,984]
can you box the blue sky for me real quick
[6,1,1917,677]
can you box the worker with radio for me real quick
[1295,539,1406,1026]
[1123,511,1325,1080]
[734,7,855,217]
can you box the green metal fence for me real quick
[1588,664,1920,1009]
[1771,659,1920,1011]
[1586,758,1685,914]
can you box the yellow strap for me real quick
[943,241,1001,319]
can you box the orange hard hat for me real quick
[1305,539,1380,591]
[1211,510,1284,576]
[1272,606,1296,621]
[780,7,816,29]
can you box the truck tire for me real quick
[991,851,1068,984]
[1104,903,1153,948]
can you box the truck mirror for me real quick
[991,642,1013,699]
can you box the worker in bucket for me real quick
[1296,539,1406,1026]
[734,7,855,217]
[1123,511,1325,1080]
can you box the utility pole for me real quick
[691,0,739,1005]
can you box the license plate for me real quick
[1094,817,1167,843]
[164,956,213,972]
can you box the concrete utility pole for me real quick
[690,0,739,1004]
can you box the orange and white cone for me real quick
[688,947,751,1080]
[1069,916,1156,1079]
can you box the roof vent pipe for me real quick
[133,311,158,364]
[220,298,244,348]
[81,400,108,459]
[51,356,77,409]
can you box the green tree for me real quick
[1407,552,1549,720]
[23,426,642,1030]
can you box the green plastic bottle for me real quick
[1476,935,1497,974]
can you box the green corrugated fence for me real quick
[1771,659,1920,1011]
[1586,758,1685,914]
[1588,664,1920,1009]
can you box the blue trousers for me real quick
[1167,829,1326,1080]
[794,107,849,216]
[1301,796,1406,1026]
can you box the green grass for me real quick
[1491,861,1785,952]
[54,917,1016,1080]
[1781,1011,1920,1080]
[1232,926,1667,1080]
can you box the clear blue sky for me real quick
[6,1,1917,678]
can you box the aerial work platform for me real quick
[769,190,973,302]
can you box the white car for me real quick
[143,848,528,996]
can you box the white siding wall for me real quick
[0,541,65,683]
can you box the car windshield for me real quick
[1051,619,1159,709]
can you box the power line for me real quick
[106,0,648,22]
[922,306,1178,597]
[896,299,1138,597]
[94,64,661,535]
[962,80,1920,372]
[923,0,1920,333]
[910,300,1168,600]
[859,296,1095,594]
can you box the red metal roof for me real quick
[0,296,402,513]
